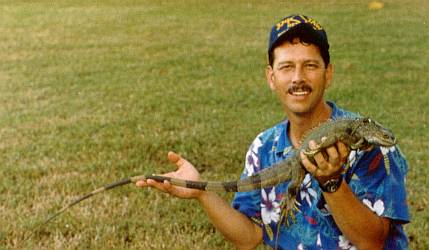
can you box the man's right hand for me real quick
[137,151,263,249]
[136,151,204,199]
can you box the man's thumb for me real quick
[167,151,181,165]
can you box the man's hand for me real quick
[136,151,203,199]
[301,140,390,249]
[300,140,349,184]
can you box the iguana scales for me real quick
[37,117,396,229]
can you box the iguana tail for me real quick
[22,178,134,245]
[36,157,295,230]
[142,157,294,192]
[40,178,133,227]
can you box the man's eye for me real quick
[306,64,318,69]
[279,65,292,70]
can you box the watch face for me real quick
[322,177,342,193]
[327,182,339,192]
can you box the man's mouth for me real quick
[288,85,312,96]
[290,90,310,96]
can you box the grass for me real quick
[0,0,427,249]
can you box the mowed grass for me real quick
[0,0,427,249]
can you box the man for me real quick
[136,14,409,249]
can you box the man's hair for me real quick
[268,26,330,68]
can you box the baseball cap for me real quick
[268,14,330,65]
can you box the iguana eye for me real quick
[363,117,371,123]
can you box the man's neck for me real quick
[288,102,332,148]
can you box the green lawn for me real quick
[0,0,427,249]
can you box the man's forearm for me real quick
[323,181,390,250]
[197,191,263,249]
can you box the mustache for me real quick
[287,84,312,94]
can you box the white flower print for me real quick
[300,174,317,207]
[317,233,322,247]
[348,149,367,165]
[363,199,385,216]
[261,188,281,224]
[338,235,357,250]
[380,146,396,155]
[245,135,263,176]
[319,202,332,216]
[348,150,357,167]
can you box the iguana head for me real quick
[352,117,397,148]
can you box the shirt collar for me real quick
[275,101,341,156]
[274,120,291,156]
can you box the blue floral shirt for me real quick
[232,102,410,250]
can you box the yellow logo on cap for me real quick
[276,15,322,31]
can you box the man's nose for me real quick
[292,67,305,84]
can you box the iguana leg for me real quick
[279,189,301,227]
[302,136,339,156]
[279,166,305,226]
[302,148,320,157]
[350,137,365,149]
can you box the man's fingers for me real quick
[168,151,181,164]
[325,145,340,165]
[300,151,318,175]
[168,151,186,169]
[135,180,147,187]
[309,140,329,170]
[337,141,349,161]
[301,140,351,184]
[146,179,172,193]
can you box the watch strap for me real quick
[319,175,343,193]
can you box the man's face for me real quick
[266,38,333,117]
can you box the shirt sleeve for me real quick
[347,145,410,223]
[231,137,263,224]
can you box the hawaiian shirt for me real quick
[232,101,410,250]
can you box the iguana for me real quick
[37,117,396,229]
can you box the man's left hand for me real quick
[300,140,349,184]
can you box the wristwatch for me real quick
[319,175,343,193]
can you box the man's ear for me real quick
[325,63,334,89]
[266,65,276,90]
